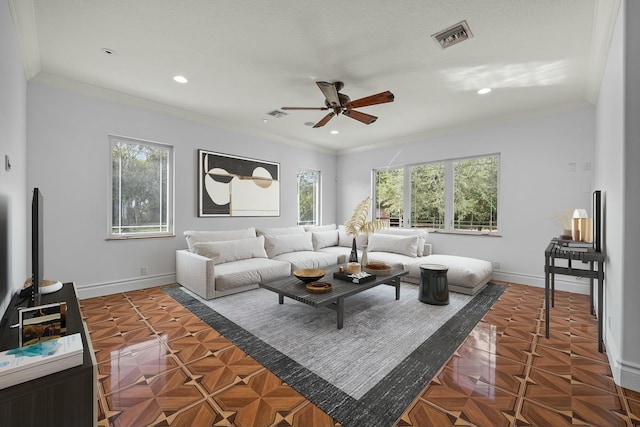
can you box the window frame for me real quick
[108,135,175,239]
[296,168,321,226]
[374,153,500,235]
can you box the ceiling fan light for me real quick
[330,130,339,135]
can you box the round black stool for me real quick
[419,264,449,305]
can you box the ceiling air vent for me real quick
[432,20,473,49]
[267,110,288,118]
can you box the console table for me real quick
[0,283,97,427]
[544,241,605,352]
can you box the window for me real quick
[411,163,445,229]
[375,154,499,233]
[453,156,498,232]
[110,136,174,238]
[297,169,320,226]
[374,168,404,227]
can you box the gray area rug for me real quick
[180,283,472,399]
[164,282,505,427]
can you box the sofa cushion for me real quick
[272,251,338,271]
[338,227,368,248]
[367,234,419,257]
[376,228,428,256]
[365,251,413,270]
[193,236,267,264]
[184,227,256,251]
[256,226,305,236]
[317,246,351,264]
[404,254,493,295]
[214,258,291,291]
[312,230,339,250]
[264,232,313,258]
[303,224,337,232]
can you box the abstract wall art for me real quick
[198,150,280,217]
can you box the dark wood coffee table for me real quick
[259,264,408,329]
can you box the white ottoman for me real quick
[406,254,493,295]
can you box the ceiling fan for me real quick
[281,81,394,128]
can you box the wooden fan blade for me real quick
[313,112,336,128]
[342,109,378,125]
[281,107,330,110]
[316,81,341,108]
[344,91,395,109]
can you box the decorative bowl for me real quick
[364,262,392,275]
[293,269,326,283]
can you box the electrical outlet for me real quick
[568,162,576,172]
[584,161,592,171]
[493,261,500,269]
[140,266,148,276]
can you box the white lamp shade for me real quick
[573,208,588,218]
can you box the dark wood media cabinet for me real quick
[0,283,96,427]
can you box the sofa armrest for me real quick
[176,249,215,299]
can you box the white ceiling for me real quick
[10,0,619,153]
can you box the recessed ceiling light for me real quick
[263,119,268,123]
[173,75,188,84]
[330,130,339,135]
[477,87,492,95]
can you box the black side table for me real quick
[545,240,605,352]
[419,264,450,305]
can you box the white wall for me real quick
[26,82,336,298]
[596,0,640,392]
[337,109,595,293]
[621,0,640,391]
[0,1,28,314]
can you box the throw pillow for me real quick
[193,235,267,264]
[264,232,313,258]
[184,227,256,252]
[376,228,428,256]
[367,234,419,257]
[338,229,368,248]
[256,226,305,236]
[312,230,339,250]
[303,223,337,232]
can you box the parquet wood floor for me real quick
[80,283,640,427]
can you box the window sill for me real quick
[106,234,176,241]
[431,230,502,237]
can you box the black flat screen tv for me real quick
[30,187,43,307]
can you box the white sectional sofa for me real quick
[307,225,493,295]
[176,224,493,300]
[176,226,340,299]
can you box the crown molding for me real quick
[8,0,40,79]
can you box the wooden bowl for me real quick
[306,282,332,294]
[293,269,326,283]
[364,262,392,275]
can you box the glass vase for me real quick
[361,244,368,267]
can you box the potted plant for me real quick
[345,196,387,263]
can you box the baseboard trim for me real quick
[74,270,589,299]
[605,325,640,393]
[75,273,176,299]
[491,270,591,295]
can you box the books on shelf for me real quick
[553,238,593,248]
[553,238,594,250]
[557,246,594,253]
[0,333,83,390]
